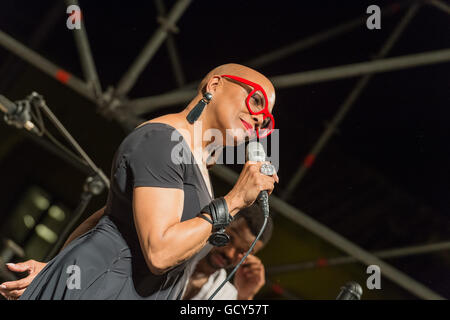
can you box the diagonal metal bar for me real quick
[282,3,421,199]
[0,1,63,92]
[245,1,407,69]
[210,164,445,299]
[122,88,196,114]
[138,1,409,92]
[266,241,450,275]
[65,0,103,100]
[428,0,450,14]
[123,47,450,115]
[37,97,110,189]
[0,29,96,102]
[114,0,191,97]
[119,2,406,112]
[154,0,186,87]
[270,48,450,88]
[264,278,302,300]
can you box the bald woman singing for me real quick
[1,63,278,300]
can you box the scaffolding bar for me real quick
[267,241,450,274]
[38,97,110,189]
[428,0,450,14]
[282,3,420,199]
[123,88,196,114]
[210,164,445,300]
[245,2,406,69]
[125,47,450,115]
[0,30,95,102]
[0,2,63,92]
[271,48,450,88]
[155,0,186,87]
[144,1,408,91]
[66,0,103,100]
[114,0,191,97]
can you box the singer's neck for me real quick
[145,111,223,166]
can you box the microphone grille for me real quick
[246,141,266,162]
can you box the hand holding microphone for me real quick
[209,142,277,300]
[224,142,278,216]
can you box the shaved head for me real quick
[181,63,276,146]
[198,63,276,111]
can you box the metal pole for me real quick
[65,0,103,100]
[210,164,445,300]
[245,1,406,69]
[35,94,110,189]
[264,278,302,300]
[144,1,408,91]
[267,241,450,274]
[282,3,420,199]
[271,48,450,88]
[0,30,95,102]
[21,129,93,176]
[121,88,196,115]
[114,0,191,97]
[124,48,450,115]
[0,1,63,92]
[428,0,450,14]
[154,0,186,87]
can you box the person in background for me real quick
[183,203,273,300]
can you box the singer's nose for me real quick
[251,114,264,128]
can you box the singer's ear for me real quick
[205,76,222,95]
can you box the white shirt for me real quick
[189,268,238,300]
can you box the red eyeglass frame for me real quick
[221,74,275,138]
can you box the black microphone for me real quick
[246,141,274,218]
[336,281,363,300]
[0,94,40,134]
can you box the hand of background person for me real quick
[233,254,265,300]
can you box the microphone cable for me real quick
[208,199,269,300]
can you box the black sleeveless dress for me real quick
[20,123,214,299]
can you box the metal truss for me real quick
[266,241,450,274]
[0,0,449,299]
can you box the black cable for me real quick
[208,212,268,300]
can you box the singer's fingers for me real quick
[260,180,275,195]
[3,288,25,299]
[1,276,33,291]
[244,160,262,168]
[272,172,279,183]
[6,262,31,273]
[259,161,279,183]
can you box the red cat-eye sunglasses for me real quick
[221,74,275,138]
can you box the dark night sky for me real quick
[0,0,449,299]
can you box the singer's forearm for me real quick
[148,193,244,270]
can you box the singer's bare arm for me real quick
[133,161,277,275]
